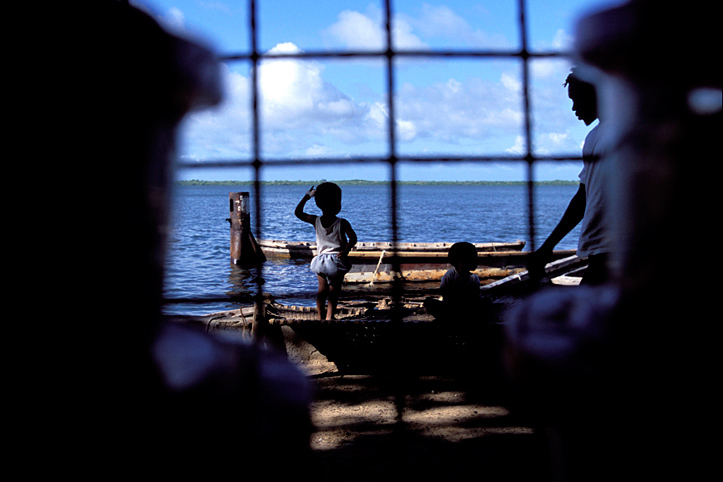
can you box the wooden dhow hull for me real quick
[342,250,577,285]
[257,239,526,263]
[259,238,576,285]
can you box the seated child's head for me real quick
[448,242,478,273]
[315,182,342,215]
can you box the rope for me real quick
[368,249,386,286]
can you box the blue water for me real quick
[163,183,580,315]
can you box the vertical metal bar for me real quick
[249,0,262,259]
[385,0,399,272]
[249,0,267,340]
[249,0,263,253]
[249,1,263,256]
[518,0,537,254]
[383,1,408,475]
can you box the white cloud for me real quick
[259,43,392,154]
[175,6,590,172]
[180,42,389,160]
[394,72,524,151]
[533,131,572,154]
[410,4,469,37]
[501,72,521,92]
[506,136,526,154]
[396,118,417,142]
[305,144,331,157]
[181,52,532,160]
[552,29,574,50]
[401,4,509,48]
[547,132,570,144]
[260,43,327,124]
[392,15,428,50]
[323,4,510,52]
[179,66,251,160]
[324,10,386,50]
[323,5,426,50]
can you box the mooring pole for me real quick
[229,191,269,345]
[229,192,249,264]
[229,192,265,264]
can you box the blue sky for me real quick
[134,0,623,182]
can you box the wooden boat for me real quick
[257,239,527,263]
[259,238,575,286]
[191,255,587,375]
[342,249,577,286]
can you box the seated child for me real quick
[424,241,483,321]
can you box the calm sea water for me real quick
[163,183,580,315]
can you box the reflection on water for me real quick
[226,259,317,306]
[226,263,261,304]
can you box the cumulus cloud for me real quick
[506,135,526,154]
[177,6,587,165]
[552,29,574,50]
[182,41,532,160]
[259,43,392,155]
[322,3,510,51]
[400,4,510,48]
[180,42,389,160]
[179,66,251,160]
[324,10,386,50]
[394,73,524,153]
[322,4,427,50]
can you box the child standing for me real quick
[424,242,483,321]
[295,183,358,320]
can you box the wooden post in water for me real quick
[229,192,265,264]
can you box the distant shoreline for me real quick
[177,179,579,186]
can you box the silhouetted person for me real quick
[424,242,486,321]
[295,182,358,320]
[27,2,313,478]
[504,1,720,481]
[529,68,610,285]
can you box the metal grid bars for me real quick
[175,0,579,308]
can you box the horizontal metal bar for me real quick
[220,49,570,62]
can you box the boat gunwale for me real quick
[258,239,527,255]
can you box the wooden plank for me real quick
[480,255,586,292]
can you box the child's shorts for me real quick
[310,253,351,281]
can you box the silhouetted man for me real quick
[530,68,609,284]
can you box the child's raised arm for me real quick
[294,186,316,224]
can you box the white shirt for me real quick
[577,122,609,258]
[314,217,346,255]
